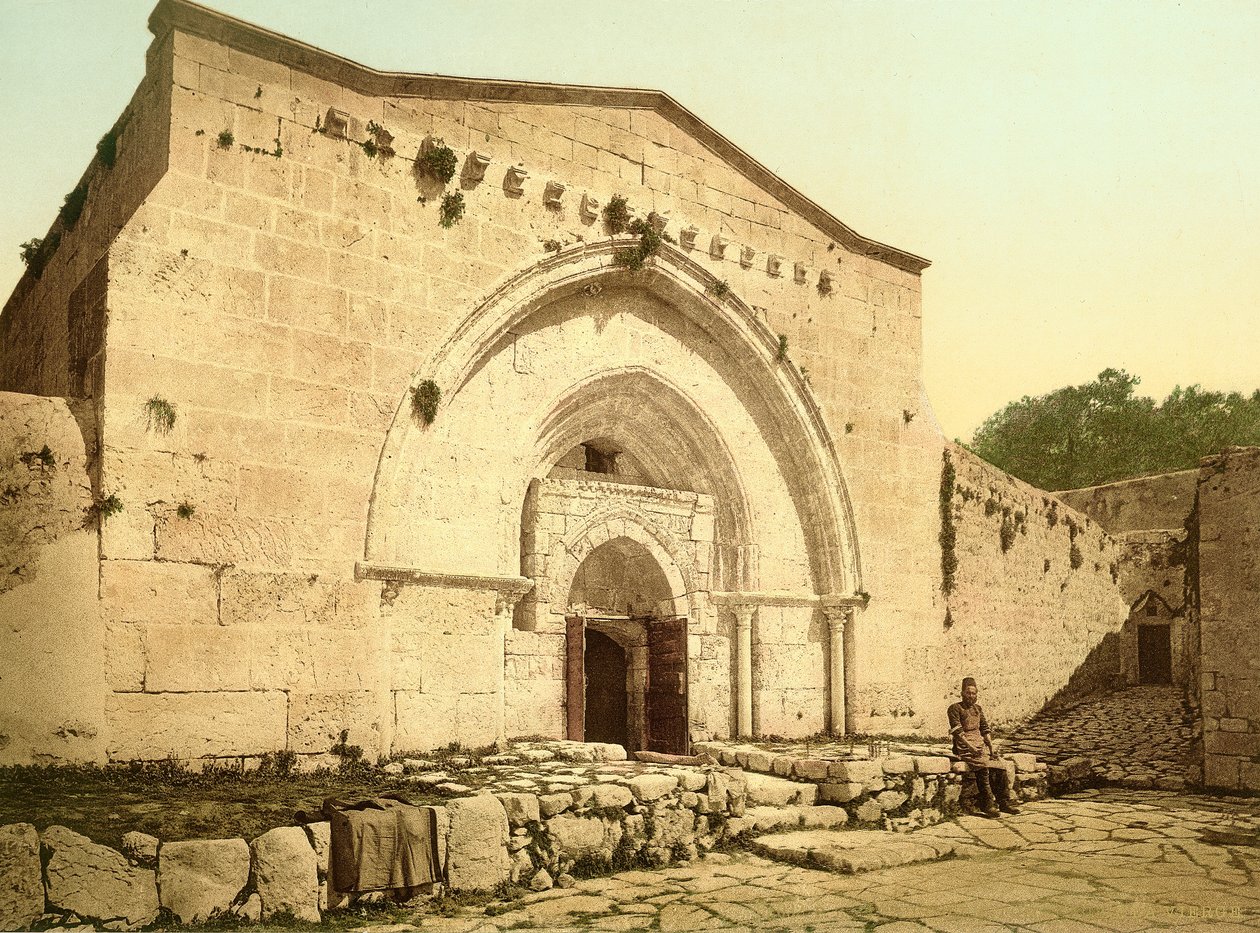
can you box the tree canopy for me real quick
[968,368,1260,491]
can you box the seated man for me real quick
[947,677,1020,818]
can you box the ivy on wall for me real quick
[939,450,958,595]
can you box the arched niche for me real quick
[362,240,862,600]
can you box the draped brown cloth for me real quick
[323,795,442,893]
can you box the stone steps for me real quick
[694,740,1048,831]
[750,828,957,873]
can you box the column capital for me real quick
[823,603,853,630]
[732,604,756,630]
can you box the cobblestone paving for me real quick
[356,790,1260,932]
[1004,686,1195,789]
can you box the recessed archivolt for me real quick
[365,239,863,597]
[552,505,695,620]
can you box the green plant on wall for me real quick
[604,194,631,235]
[59,183,89,231]
[439,191,465,228]
[98,494,123,520]
[411,380,441,425]
[419,141,458,183]
[176,502,196,520]
[19,234,60,280]
[707,279,730,300]
[144,396,177,435]
[613,217,663,272]
[96,128,119,168]
[939,450,958,594]
[216,130,234,149]
[776,333,789,362]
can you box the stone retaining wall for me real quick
[695,741,1047,831]
[0,735,1053,930]
[0,763,749,930]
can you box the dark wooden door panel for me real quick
[566,616,585,740]
[647,618,689,756]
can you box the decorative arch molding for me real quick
[527,366,753,578]
[364,238,863,598]
[553,502,697,620]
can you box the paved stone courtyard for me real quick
[1006,687,1195,790]
[352,789,1260,932]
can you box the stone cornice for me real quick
[355,562,533,598]
[148,0,930,275]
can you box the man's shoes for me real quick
[1000,802,1021,815]
[980,806,1001,819]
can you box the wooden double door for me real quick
[565,616,689,756]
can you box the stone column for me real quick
[824,605,852,735]
[734,606,755,737]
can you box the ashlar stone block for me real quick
[446,794,509,891]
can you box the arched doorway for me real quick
[563,535,690,755]
[361,241,865,749]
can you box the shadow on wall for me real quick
[1039,631,1123,711]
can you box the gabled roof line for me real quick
[149,0,930,275]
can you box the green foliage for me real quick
[96,129,119,168]
[776,333,789,362]
[939,450,958,594]
[707,279,730,299]
[439,191,465,228]
[1069,542,1084,570]
[216,130,234,149]
[412,380,441,425]
[20,233,60,279]
[144,396,177,434]
[971,368,1260,490]
[604,194,630,234]
[612,217,662,272]
[98,494,123,520]
[331,729,364,770]
[176,502,196,520]
[360,137,379,158]
[60,183,89,231]
[256,749,297,777]
[419,142,458,183]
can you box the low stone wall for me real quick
[0,738,1051,929]
[0,760,748,930]
[695,741,1047,832]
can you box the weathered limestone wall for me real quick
[1,0,967,759]
[0,394,103,764]
[0,37,172,398]
[925,446,1129,730]
[82,11,939,756]
[751,604,827,736]
[1057,470,1198,534]
[1197,447,1260,791]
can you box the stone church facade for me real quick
[2,0,1158,770]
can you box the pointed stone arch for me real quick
[363,239,863,600]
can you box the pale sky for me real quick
[2,0,1257,441]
